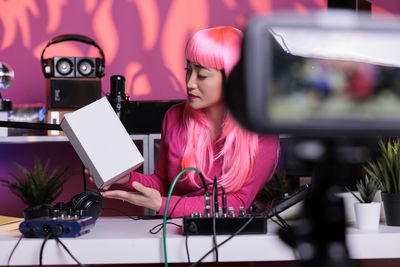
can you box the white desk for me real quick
[0,217,293,266]
[1,217,400,266]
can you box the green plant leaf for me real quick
[351,176,379,203]
[363,138,400,194]
[0,157,76,206]
[345,186,363,203]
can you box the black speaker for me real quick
[41,34,105,109]
[122,100,184,133]
[46,78,101,109]
[41,34,105,78]
[327,0,371,11]
[76,57,99,78]
[44,56,102,78]
[53,57,75,77]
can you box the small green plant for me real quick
[256,170,296,203]
[0,156,77,206]
[346,176,380,203]
[364,138,400,194]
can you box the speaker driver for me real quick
[55,57,74,77]
[76,57,97,78]
[78,59,94,76]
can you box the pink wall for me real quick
[1,0,400,218]
[0,0,329,105]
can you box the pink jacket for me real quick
[126,103,279,217]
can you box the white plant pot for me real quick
[337,191,385,225]
[354,202,381,231]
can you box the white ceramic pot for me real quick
[354,202,381,231]
[337,191,385,225]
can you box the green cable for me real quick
[163,167,204,267]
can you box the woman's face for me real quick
[185,60,224,110]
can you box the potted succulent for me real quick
[0,156,77,219]
[346,176,381,230]
[364,138,400,226]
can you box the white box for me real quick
[61,97,144,189]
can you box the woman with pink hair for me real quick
[98,26,279,217]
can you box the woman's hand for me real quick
[101,181,162,212]
[85,168,162,212]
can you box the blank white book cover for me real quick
[61,97,144,189]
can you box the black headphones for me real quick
[23,190,104,220]
[41,34,105,78]
[68,189,104,218]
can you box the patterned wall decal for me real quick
[294,2,310,15]
[0,0,398,105]
[45,0,66,34]
[131,0,159,51]
[161,0,209,94]
[91,0,119,62]
[0,0,39,49]
[249,0,272,15]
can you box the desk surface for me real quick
[0,217,399,266]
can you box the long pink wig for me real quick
[181,26,259,193]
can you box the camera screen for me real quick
[269,38,400,124]
[225,12,400,136]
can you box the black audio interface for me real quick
[183,215,267,235]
